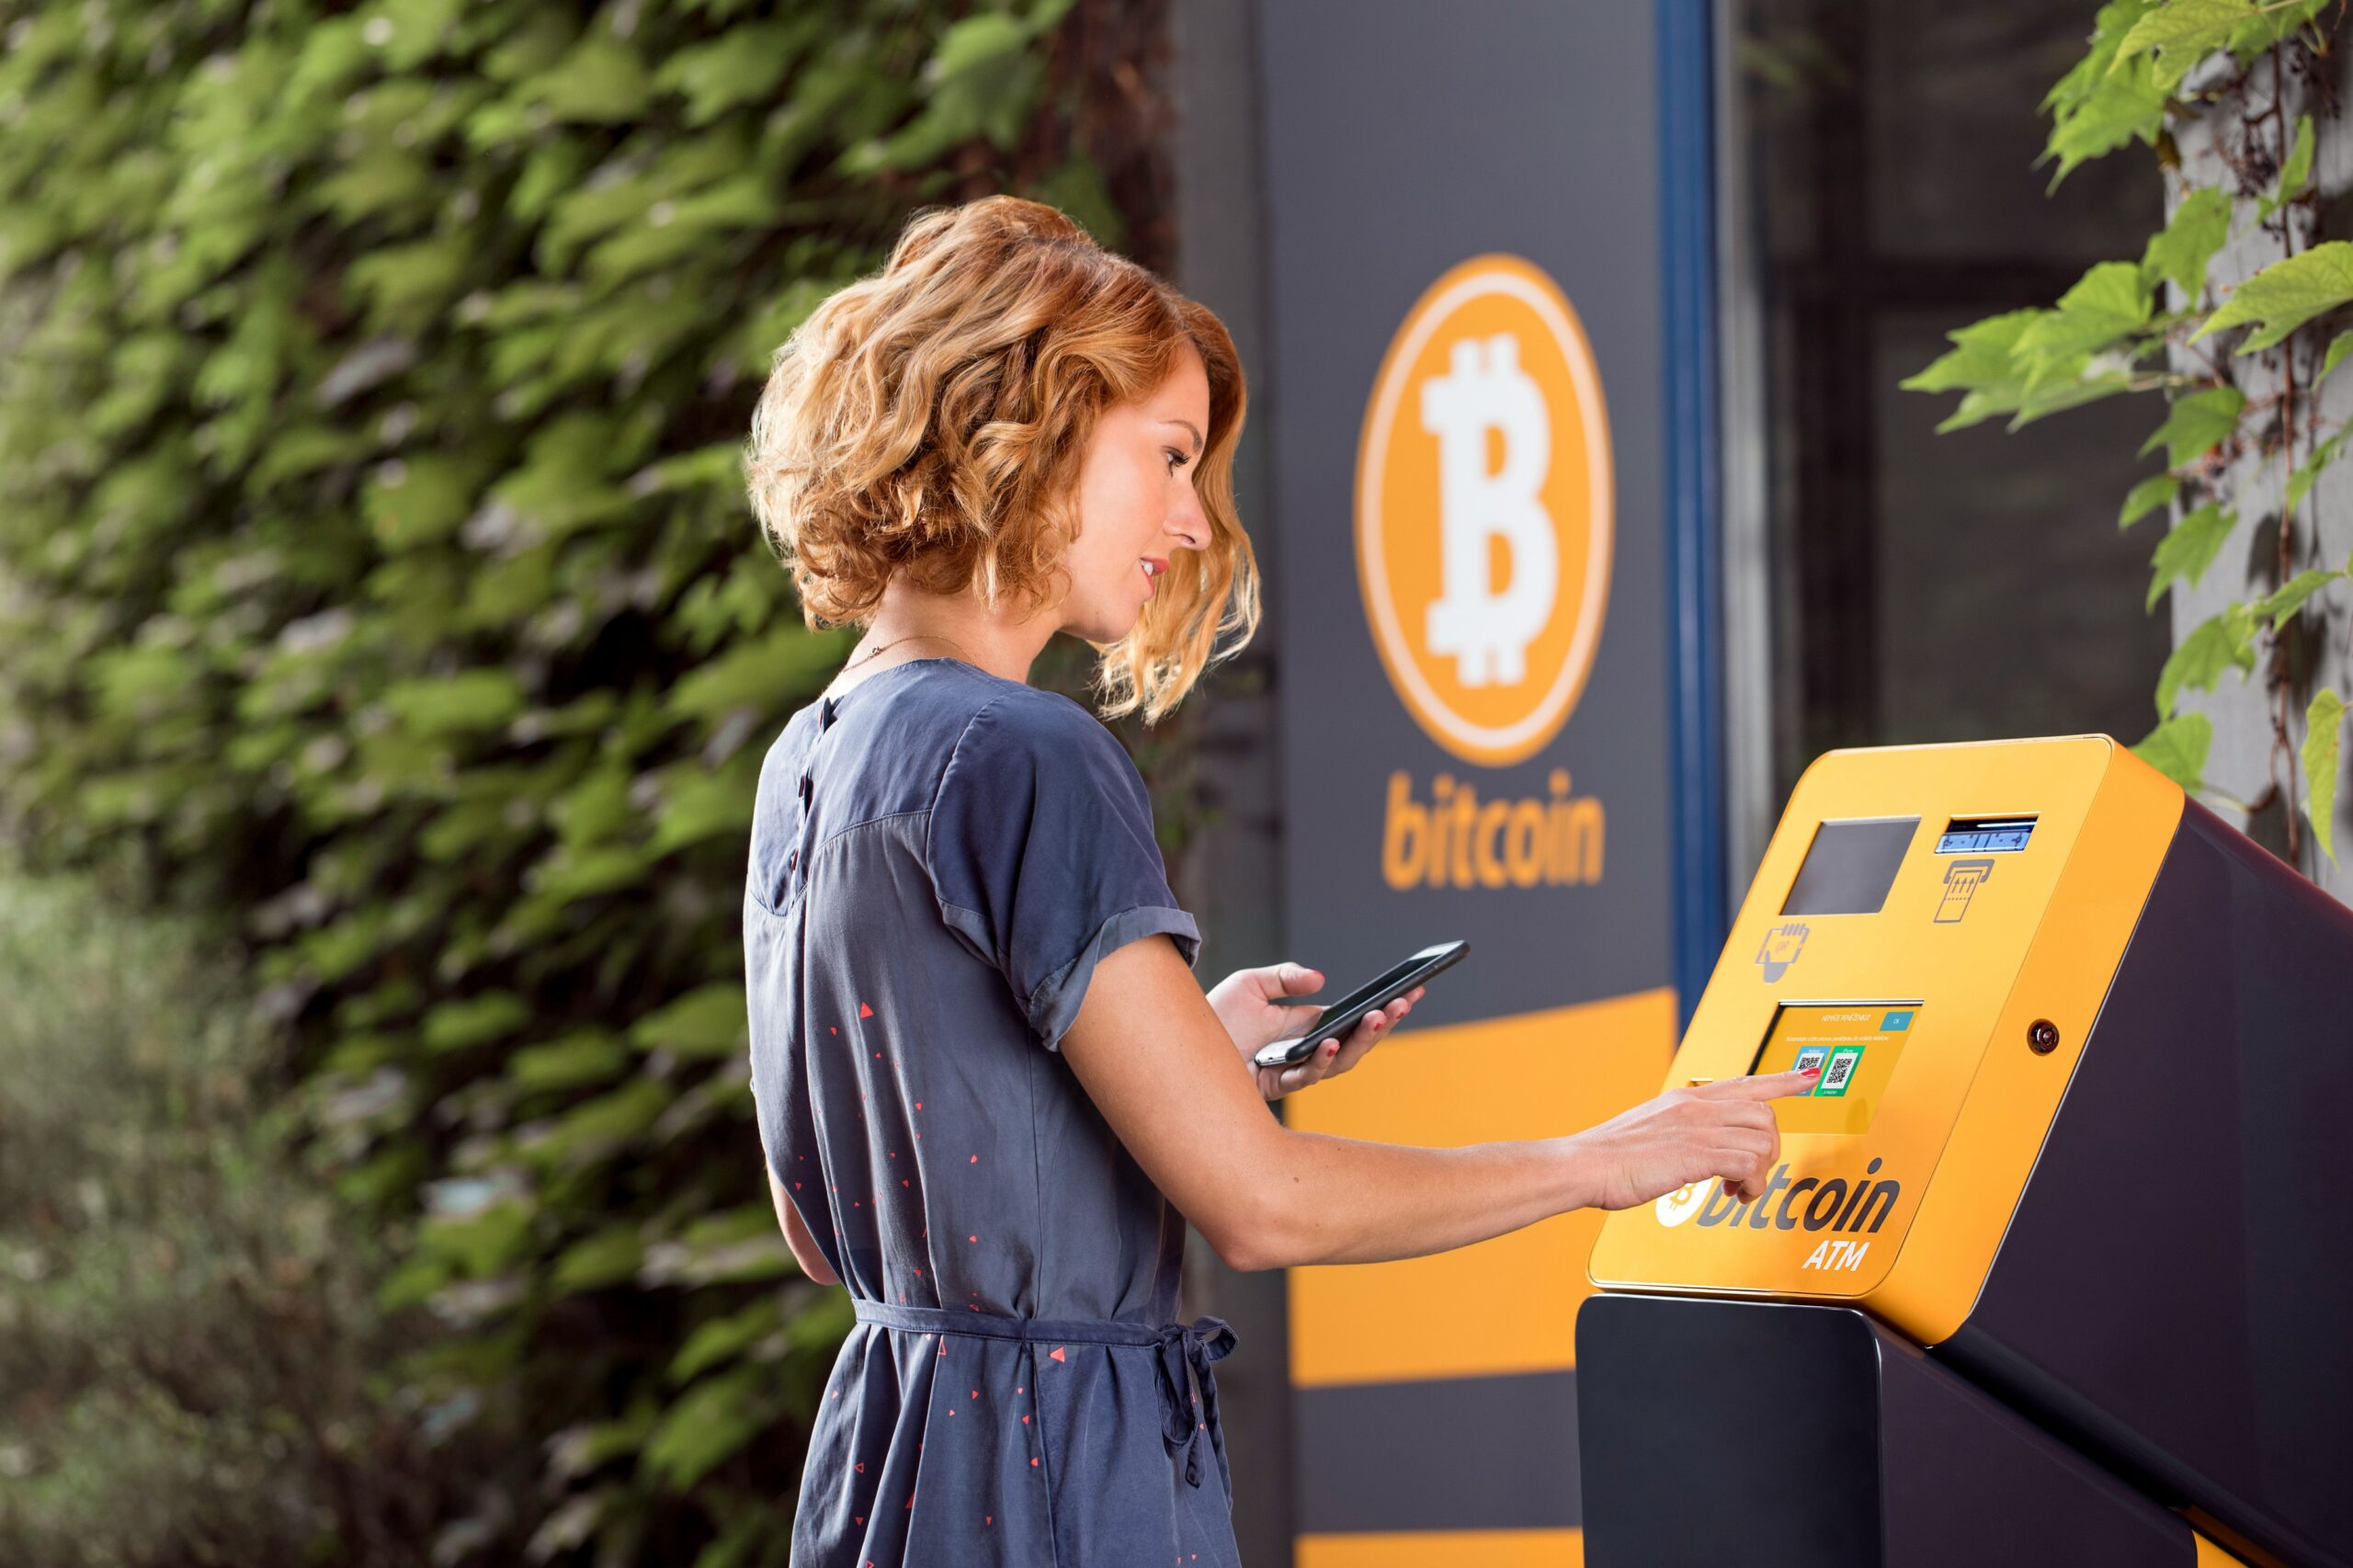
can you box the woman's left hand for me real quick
[1206,962,1424,1101]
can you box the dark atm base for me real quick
[1575,1293,2200,1568]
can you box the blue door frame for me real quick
[1658,0,1729,1034]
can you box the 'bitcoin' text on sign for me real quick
[1381,769,1605,891]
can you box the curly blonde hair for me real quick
[743,196,1260,723]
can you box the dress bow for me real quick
[1154,1315,1237,1488]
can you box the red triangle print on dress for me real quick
[858,1002,873,1017]
[1049,1346,1066,1362]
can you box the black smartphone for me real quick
[1250,939,1469,1069]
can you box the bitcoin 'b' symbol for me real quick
[1418,334,1558,687]
[1357,255,1611,766]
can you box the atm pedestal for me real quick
[1579,1295,2199,1567]
[1582,738,2353,1567]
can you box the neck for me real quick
[860,579,1058,685]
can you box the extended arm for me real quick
[767,1164,842,1286]
[1062,933,1814,1272]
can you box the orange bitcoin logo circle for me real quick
[1355,256,1614,767]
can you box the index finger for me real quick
[1689,1068,1820,1101]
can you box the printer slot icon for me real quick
[1935,858,1995,924]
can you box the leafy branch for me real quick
[1905,0,2353,866]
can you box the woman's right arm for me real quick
[1062,933,1817,1273]
[767,1165,843,1286]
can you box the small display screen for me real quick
[1779,818,1920,916]
[1936,817,2036,855]
[1750,1003,1920,1135]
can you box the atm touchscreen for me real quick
[1749,1003,1919,1135]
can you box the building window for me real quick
[1728,0,2170,804]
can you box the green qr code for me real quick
[1817,1046,1863,1097]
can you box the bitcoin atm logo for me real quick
[1357,256,1614,766]
[1654,1182,1708,1227]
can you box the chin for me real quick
[1062,592,1145,647]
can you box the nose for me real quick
[1165,485,1211,551]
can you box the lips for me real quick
[1140,556,1167,596]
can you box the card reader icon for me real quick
[1756,921,1809,982]
[1935,858,1995,924]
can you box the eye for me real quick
[1165,447,1190,472]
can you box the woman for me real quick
[739,196,1814,1567]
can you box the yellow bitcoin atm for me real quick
[1579,736,2353,1568]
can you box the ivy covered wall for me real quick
[0,0,1172,1561]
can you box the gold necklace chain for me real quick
[841,631,973,673]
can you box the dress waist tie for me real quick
[851,1297,1238,1488]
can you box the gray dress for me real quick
[742,656,1243,1567]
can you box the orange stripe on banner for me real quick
[1286,988,1677,1386]
[1298,1528,1584,1567]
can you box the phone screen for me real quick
[1252,941,1467,1069]
[1289,958,1437,1039]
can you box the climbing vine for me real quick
[1905,0,2353,864]
[0,0,1168,1562]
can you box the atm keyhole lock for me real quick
[2028,1018,2061,1054]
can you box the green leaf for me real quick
[552,1225,646,1293]
[423,991,531,1053]
[2110,0,2261,85]
[2324,331,2353,382]
[346,236,472,325]
[2132,711,2214,791]
[546,1406,659,1485]
[2304,688,2346,863]
[365,452,483,551]
[2139,387,2245,466]
[654,19,817,126]
[2193,242,2353,352]
[2017,262,2152,372]
[2259,112,2315,221]
[528,37,654,123]
[2046,0,2158,113]
[509,1029,631,1093]
[381,669,527,736]
[2154,608,2256,716]
[2143,187,2232,300]
[642,1368,780,1491]
[2146,502,2236,610]
[419,1200,532,1278]
[670,626,851,721]
[2229,0,2331,54]
[2289,424,2352,512]
[843,13,1044,170]
[2045,49,2166,187]
[2120,472,2180,529]
[2006,368,2136,430]
[647,759,759,856]
[1025,155,1124,251]
[1902,311,2042,396]
[629,983,747,1057]
[2256,567,2343,630]
[1899,310,2124,434]
[530,1078,674,1169]
[642,1206,797,1287]
[670,1297,786,1384]
[525,843,652,906]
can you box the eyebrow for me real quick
[1160,418,1204,458]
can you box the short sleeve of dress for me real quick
[926,692,1201,1051]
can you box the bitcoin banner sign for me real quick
[1358,256,1614,767]
[1256,2,1692,1561]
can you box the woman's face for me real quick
[1057,343,1212,643]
